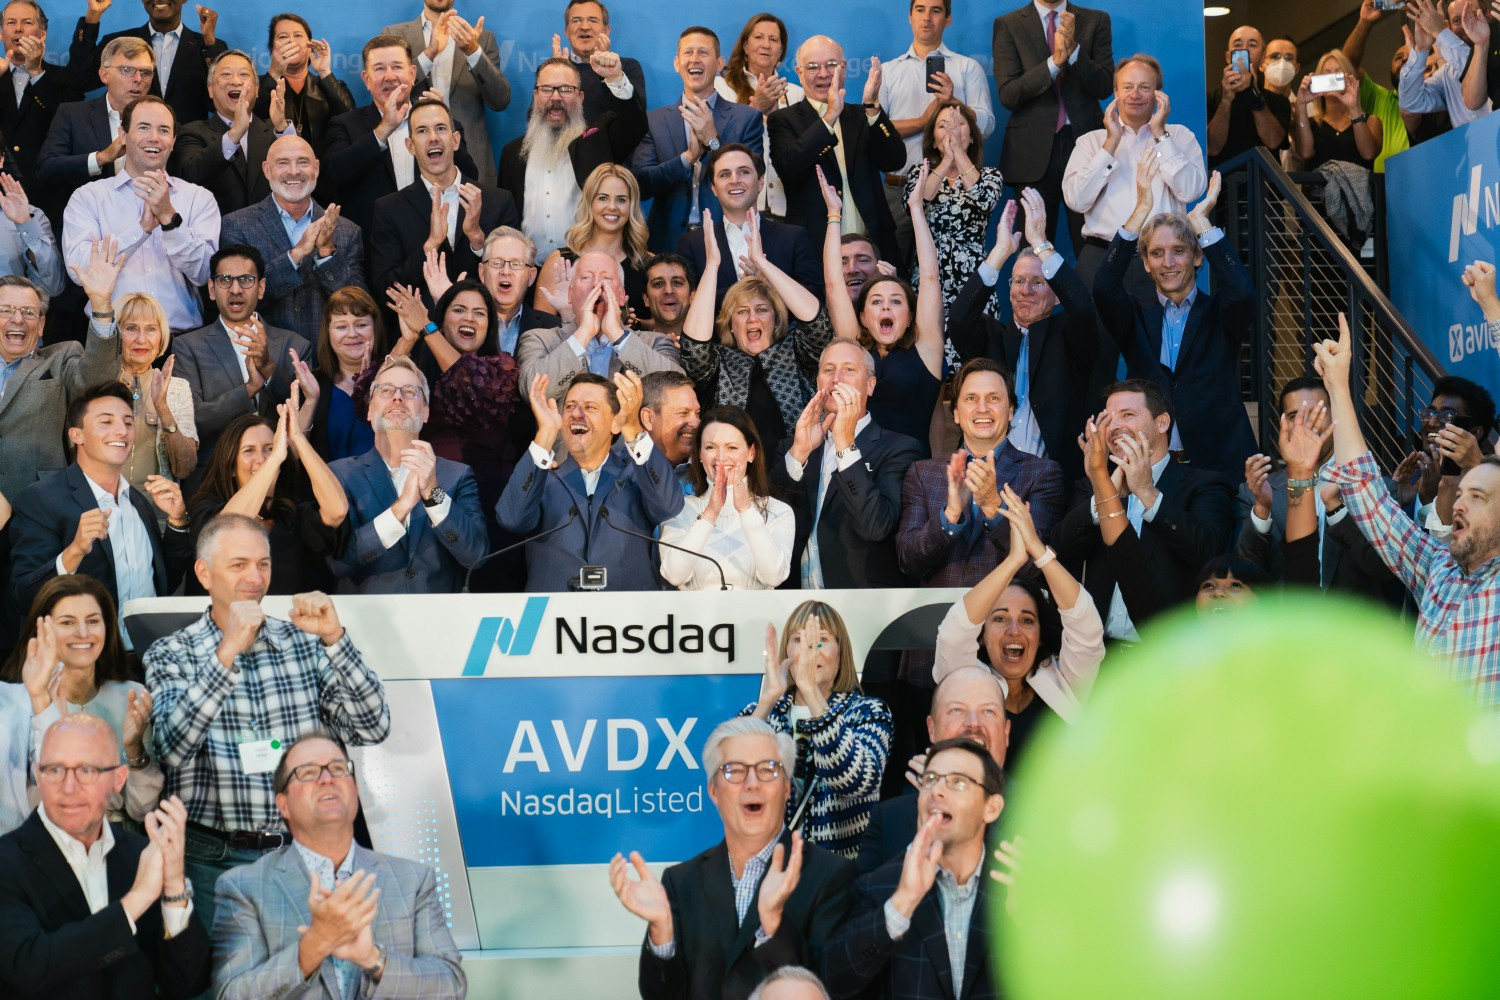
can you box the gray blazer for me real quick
[517,326,684,392]
[0,323,117,500]
[382,16,511,187]
[220,196,366,342]
[212,841,466,1000]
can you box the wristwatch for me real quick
[422,486,447,508]
[161,878,194,905]
[1032,240,1055,258]
[164,423,179,435]
[362,945,387,979]
[160,212,183,232]
[706,136,721,152]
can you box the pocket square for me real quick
[864,462,873,472]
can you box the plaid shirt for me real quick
[145,610,391,833]
[1330,452,1500,704]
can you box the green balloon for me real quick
[997,596,1500,999]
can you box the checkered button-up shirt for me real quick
[145,610,391,833]
[1329,452,1500,703]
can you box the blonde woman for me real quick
[534,163,652,319]
[1292,48,1380,170]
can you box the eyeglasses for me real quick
[0,304,40,320]
[107,65,156,79]
[566,15,603,27]
[717,759,784,783]
[37,762,124,785]
[212,274,259,288]
[918,770,989,794]
[284,759,355,787]
[535,84,581,97]
[371,383,426,401]
[1418,406,1462,423]
[1008,278,1048,291]
[799,59,845,74]
[481,258,535,272]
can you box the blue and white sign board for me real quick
[1387,112,1500,387]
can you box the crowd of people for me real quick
[0,0,1497,997]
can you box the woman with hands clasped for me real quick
[741,602,893,858]
[824,162,945,455]
[680,205,833,457]
[934,485,1105,767]
[658,406,794,590]
[2,576,164,824]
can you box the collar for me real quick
[936,860,983,895]
[421,173,462,197]
[294,838,357,880]
[275,197,317,225]
[729,825,785,877]
[1149,450,1170,483]
[962,438,1011,462]
[1,351,34,369]
[151,23,184,40]
[39,803,116,859]
[807,97,832,116]
[683,89,719,109]
[215,112,241,131]
[81,467,131,505]
[1033,0,1068,17]
[1157,287,1197,311]
[895,41,956,62]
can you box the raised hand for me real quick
[1109,430,1157,501]
[376,83,411,143]
[386,283,432,346]
[450,14,485,57]
[609,852,672,944]
[612,369,644,441]
[890,814,943,917]
[787,613,822,694]
[226,93,252,145]
[145,796,189,900]
[590,46,624,83]
[789,389,830,465]
[1406,0,1441,51]
[1281,402,1334,476]
[1245,454,1274,519]
[195,4,218,46]
[988,836,1024,916]
[289,591,344,645]
[1077,411,1115,483]
[1187,171,1222,234]
[703,461,729,523]
[268,78,289,134]
[990,200,1021,266]
[943,450,971,524]
[1019,187,1048,246]
[424,185,449,254]
[757,833,805,938]
[217,600,265,668]
[824,62,846,125]
[827,381,861,452]
[964,451,1000,518]
[1052,9,1078,65]
[750,72,788,114]
[528,374,563,452]
[600,281,627,341]
[998,484,1046,559]
[1435,422,1487,473]
[309,38,333,78]
[423,248,455,302]
[84,0,111,24]
[1101,97,1122,151]
[123,687,152,760]
[1312,312,1353,389]
[816,164,843,216]
[459,183,485,249]
[1149,89,1172,137]
[315,205,340,258]
[143,475,187,525]
[550,33,572,61]
[1461,260,1500,316]
[862,56,882,107]
[303,870,380,954]
[907,159,930,214]
[70,236,126,311]
[65,508,111,564]
[20,616,60,711]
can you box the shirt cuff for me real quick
[90,317,117,339]
[1423,503,1452,536]
[161,899,193,938]
[1038,250,1063,280]
[646,935,676,959]
[55,554,72,576]
[219,133,239,160]
[1197,227,1225,248]
[466,48,482,69]
[884,898,912,941]
[566,336,587,359]
[611,331,632,352]
[1142,490,1164,521]
[1047,58,1061,80]
[605,75,634,100]
[1325,504,1348,525]
[528,440,554,469]
[87,152,102,176]
[783,452,806,482]
[373,509,406,548]
[1250,510,1272,534]
[418,52,435,74]
[939,507,963,534]
[1118,225,1140,241]
[977,261,1000,287]
[834,445,862,472]
[423,493,452,527]
[626,432,654,464]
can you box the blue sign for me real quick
[1387,112,1500,387]
[432,673,760,866]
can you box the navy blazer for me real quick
[34,95,111,221]
[68,18,225,125]
[576,55,647,124]
[494,439,685,592]
[9,463,193,615]
[497,87,648,219]
[329,449,489,594]
[0,61,82,184]
[0,812,211,1000]
[823,851,1001,1000]
[1093,232,1257,479]
[220,196,367,341]
[367,177,520,299]
[168,114,277,215]
[675,216,823,309]
[630,98,764,253]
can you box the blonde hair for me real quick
[715,276,788,350]
[101,36,152,65]
[565,163,650,270]
[115,292,170,362]
[1310,48,1360,122]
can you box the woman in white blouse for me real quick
[659,406,795,590]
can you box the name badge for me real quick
[238,737,285,775]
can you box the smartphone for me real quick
[1373,0,1405,10]
[1230,49,1251,75]
[925,53,946,93]
[1309,72,1346,95]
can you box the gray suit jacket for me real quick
[212,841,465,1000]
[0,324,118,499]
[382,17,510,187]
[220,196,366,341]
[517,326,684,392]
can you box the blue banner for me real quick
[1386,113,1500,387]
[432,673,760,867]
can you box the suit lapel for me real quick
[104,823,137,905]
[67,466,117,580]
[916,887,958,998]
[0,352,49,421]
[204,324,248,390]
[959,875,994,1000]
[1143,299,1166,361]
[698,844,741,966]
[1178,293,1210,366]
[19,813,96,924]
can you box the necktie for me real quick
[1015,330,1030,405]
[1045,11,1065,133]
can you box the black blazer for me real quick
[773,419,923,589]
[992,1,1114,184]
[767,100,906,262]
[823,851,1001,1000]
[948,259,1097,486]
[253,70,356,159]
[8,463,193,615]
[854,792,919,877]
[68,19,226,125]
[675,216,823,309]
[496,86,648,219]
[575,55,647,123]
[1093,232,1258,479]
[1052,462,1235,629]
[34,95,111,221]
[0,61,82,184]
[320,97,479,234]
[640,830,855,1000]
[367,177,520,297]
[0,813,211,1000]
[168,114,277,215]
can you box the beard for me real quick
[1449,520,1500,572]
[372,413,423,435]
[521,104,587,167]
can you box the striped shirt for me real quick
[1330,452,1500,704]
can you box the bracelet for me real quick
[1032,546,1057,569]
[1095,492,1120,505]
[826,214,842,221]
[961,166,978,178]
[127,751,150,770]
[1286,476,1318,488]
[90,310,115,320]
[1103,509,1127,519]
[1350,113,1369,125]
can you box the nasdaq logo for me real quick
[463,597,549,675]
[1449,164,1499,263]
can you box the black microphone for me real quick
[597,506,731,590]
[463,507,579,593]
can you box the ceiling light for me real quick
[1205,5,1231,14]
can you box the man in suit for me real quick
[220,135,365,341]
[169,49,291,217]
[676,143,821,309]
[9,382,192,629]
[769,36,905,260]
[0,1,82,183]
[611,717,855,1000]
[823,737,1005,1000]
[169,243,310,473]
[992,0,1113,250]
[856,667,1010,876]
[368,97,518,299]
[631,27,764,253]
[68,0,225,126]
[556,0,646,122]
[497,370,684,592]
[1096,166,1256,479]
[382,0,509,187]
[775,337,923,589]
[329,356,487,593]
[254,14,354,160]
[948,193,1095,486]
[0,715,209,1000]
[1051,379,1234,644]
[497,55,646,263]
[517,250,682,388]
[212,729,465,1000]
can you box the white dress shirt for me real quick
[723,214,757,279]
[658,489,796,590]
[714,75,803,216]
[380,119,416,191]
[54,472,157,634]
[86,103,124,178]
[526,433,655,496]
[1091,451,1170,641]
[372,462,454,548]
[879,43,996,172]
[38,804,193,937]
[10,64,36,104]
[1063,121,1207,240]
[785,413,871,587]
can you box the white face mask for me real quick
[1264,60,1296,88]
